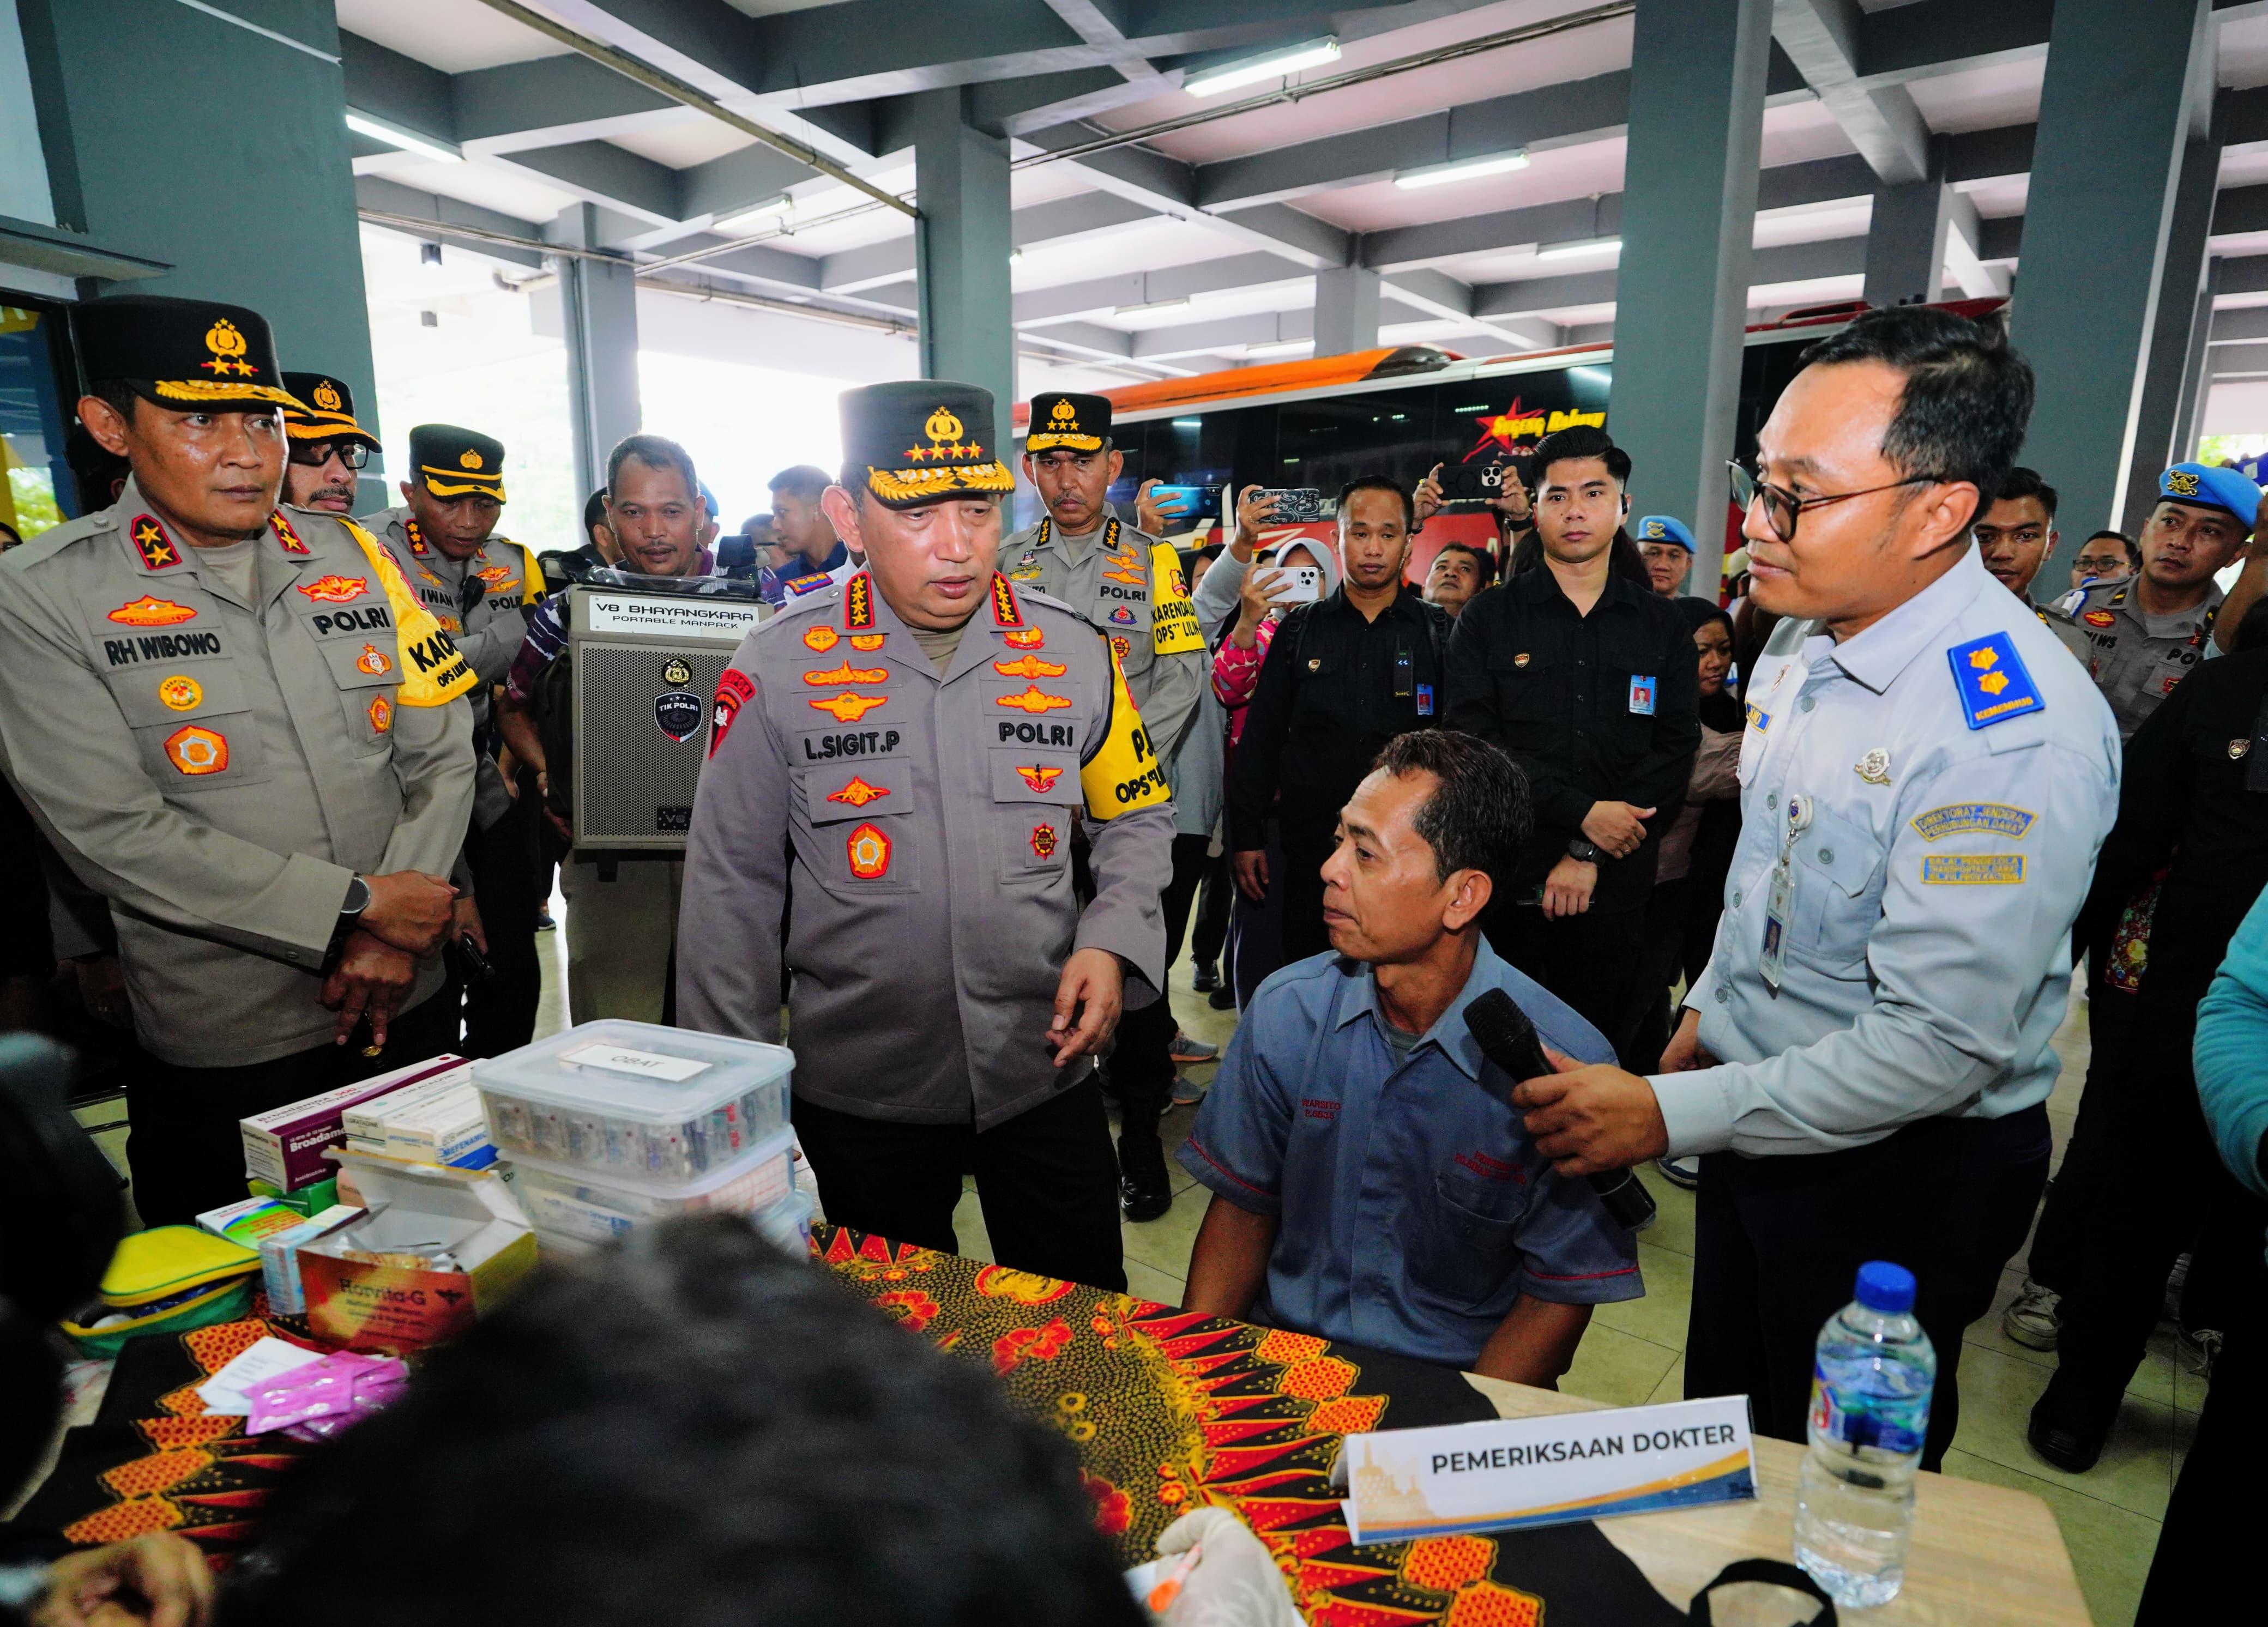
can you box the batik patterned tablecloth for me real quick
[816,1226,1685,1627]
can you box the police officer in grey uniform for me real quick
[678,381,1175,1291]
[1506,308,2120,1469]
[366,426,547,1055]
[2048,461,2254,740]
[1006,391,1207,1220]
[0,297,478,1224]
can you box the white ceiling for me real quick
[337,0,2268,380]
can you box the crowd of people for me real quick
[1,291,2265,1625]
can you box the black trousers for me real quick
[1686,1106,2051,1472]
[1279,818,1337,969]
[460,788,542,1059]
[2022,975,2139,1293]
[127,990,459,1225]
[1230,825,1288,1011]
[1190,847,1232,972]
[793,1078,1127,1292]
[1491,903,1650,1069]
[2137,1290,2267,1624]
[2043,970,2268,1420]
[1107,833,1216,1145]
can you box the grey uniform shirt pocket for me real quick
[103,661,274,791]
[987,747,1079,881]
[1790,802,1888,972]
[794,732,919,898]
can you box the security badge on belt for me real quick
[1759,794,1812,994]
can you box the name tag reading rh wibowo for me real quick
[1332,1395,1755,1544]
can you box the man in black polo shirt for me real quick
[1227,476,1449,966]
[1446,426,1698,1064]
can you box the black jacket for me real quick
[2086,645,2268,991]
[1445,565,1700,910]
[1226,584,1450,850]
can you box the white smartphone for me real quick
[1265,564,1323,605]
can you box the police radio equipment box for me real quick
[566,579,768,850]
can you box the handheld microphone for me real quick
[1463,988,1657,1233]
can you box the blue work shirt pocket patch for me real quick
[1627,674,1657,715]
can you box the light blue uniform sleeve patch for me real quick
[1909,802,2037,841]
[1947,632,2045,730]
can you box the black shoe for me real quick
[1207,984,1236,1011]
[1118,1133,1172,1222]
[2027,1392,2110,1473]
[1191,961,1220,993]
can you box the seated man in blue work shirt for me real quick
[1178,729,1642,1383]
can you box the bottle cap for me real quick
[1854,1260,1916,1315]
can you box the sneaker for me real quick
[1169,1031,1220,1063]
[1191,961,1221,993]
[534,910,557,932]
[2162,1251,2191,1323]
[1654,1155,1700,1190]
[2002,1279,2061,1351]
[1207,984,1236,1011]
[1169,1073,1209,1108]
[2181,1327,2223,1380]
[1118,1133,1172,1223]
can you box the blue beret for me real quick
[1634,515,1694,551]
[2158,462,2260,529]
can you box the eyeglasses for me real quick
[1727,461,1936,543]
[288,439,371,471]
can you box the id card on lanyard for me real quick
[1759,794,1813,994]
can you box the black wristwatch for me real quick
[1567,838,1605,865]
[327,875,370,963]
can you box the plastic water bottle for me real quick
[1793,1260,1935,1607]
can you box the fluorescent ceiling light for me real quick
[1537,236,1621,260]
[1185,37,1340,97]
[1394,150,1530,190]
[1117,296,1191,315]
[345,111,461,166]
[1246,338,1313,358]
[715,196,796,233]
[1171,418,1203,429]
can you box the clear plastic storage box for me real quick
[526,1181,813,1260]
[509,1129,794,1245]
[473,1020,792,1186]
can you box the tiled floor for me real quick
[68,886,2177,1624]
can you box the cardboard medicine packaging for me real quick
[299,1150,536,1353]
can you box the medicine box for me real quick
[340,1062,473,1142]
[473,1020,792,1187]
[299,1150,536,1353]
[258,1203,365,1316]
[240,1055,467,1193]
[347,1081,495,1169]
[509,1128,793,1245]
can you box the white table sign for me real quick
[1336,1394,1756,1543]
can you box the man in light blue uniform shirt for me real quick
[1179,731,1640,1382]
[1511,307,2119,1467]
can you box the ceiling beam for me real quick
[1474,237,1869,320]
[819,190,1158,293]
[1771,0,1931,183]
[1011,250,1302,326]
[352,176,549,269]
[1193,70,1632,212]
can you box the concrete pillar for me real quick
[1314,265,1382,355]
[552,204,642,501]
[1861,172,1954,309]
[12,0,375,488]
[2120,118,2223,534]
[1606,0,1772,602]
[908,89,1013,416]
[2010,0,2210,573]
[2171,258,2223,469]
